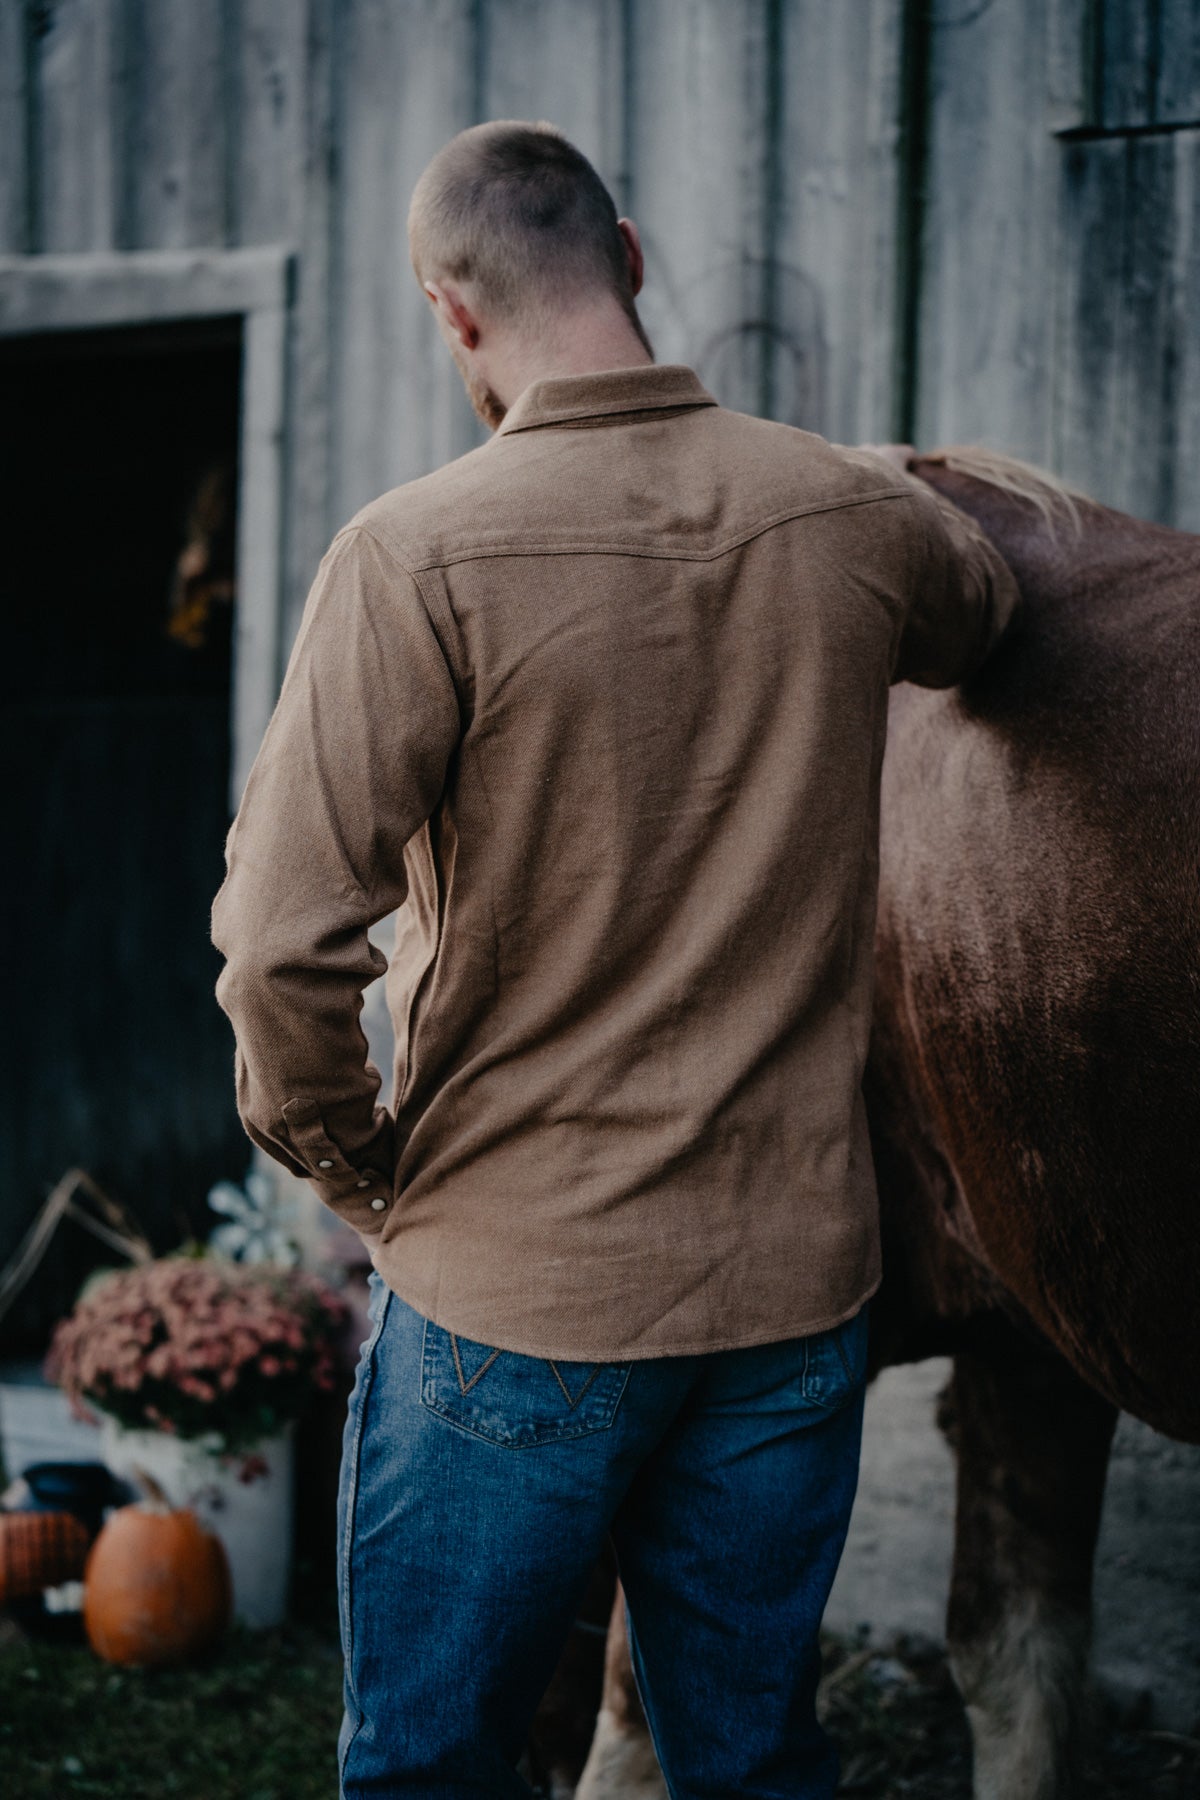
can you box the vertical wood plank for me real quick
[479,0,626,190]
[231,296,289,803]
[1099,0,1200,126]
[1047,0,1092,129]
[385,0,488,483]
[328,0,478,531]
[227,0,307,247]
[914,0,1064,461]
[126,0,228,247]
[29,0,124,250]
[627,0,774,413]
[1172,129,1200,531]
[1156,0,1200,123]
[1098,0,1156,125]
[1054,130,1200,527]
[1118,133,1188,522]
[279,0,337,650]
[0,0,30,251]
[1053,138,1126,502]
[772,0,904,440]
[226,0,312,708]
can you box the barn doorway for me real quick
[1,316,253,1350]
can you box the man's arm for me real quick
[210,525,460,1241]
[854,444,1021,687]
[891,475,1021,687]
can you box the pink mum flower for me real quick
[44,1255,347,1449]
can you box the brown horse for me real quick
[572,450,1200,1800]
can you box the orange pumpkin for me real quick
[83,1467,231,1667]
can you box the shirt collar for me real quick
[494,362,718,436]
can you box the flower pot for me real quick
[97,1414,294,1628]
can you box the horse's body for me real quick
[575,455,1200,1800]
[871,455,1200,1438]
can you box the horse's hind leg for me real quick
[939,1324,1118,1800]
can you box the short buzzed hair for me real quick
[408,120,637,330]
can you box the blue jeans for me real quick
[336,1268,868,1798]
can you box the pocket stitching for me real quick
[420,1319,630,1449]
[547,1360,601,1409]
[448,1332,501,1395]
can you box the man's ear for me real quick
[616,218,644,298]
[423,279,480,350]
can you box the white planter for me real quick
[98,1414,295,1629]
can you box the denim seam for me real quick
[622,1599,683,1800]
[832,1320,856,1388]
[338,1289,391,1789]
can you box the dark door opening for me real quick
[1,315,252,1352]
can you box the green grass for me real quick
[3,1613,1196,1798]
[0,1619,344,1800]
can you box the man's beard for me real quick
[452,342,507,431]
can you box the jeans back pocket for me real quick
[420,1320,632,1448]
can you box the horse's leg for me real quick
[574,1583,668,1800]
[939,1325,1118,1800]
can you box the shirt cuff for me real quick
[280,1097,395,1237]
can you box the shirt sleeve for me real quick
[891,477,1022,688]
[210,525,460,1241]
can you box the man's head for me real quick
[408,120,654,429]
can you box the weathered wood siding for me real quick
[914,0,1199,530]
[912,0,1088,463]
[5,0,1193,627]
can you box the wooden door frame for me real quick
[0,244,295,806]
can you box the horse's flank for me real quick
[870,447,1200,1442]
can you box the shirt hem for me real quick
[367,1253,883,1364]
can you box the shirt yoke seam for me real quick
[356,483,916,574]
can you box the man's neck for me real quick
[496,326,655,410]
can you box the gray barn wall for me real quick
[2,0,1197,1723]
[6,0,1197,626]
[915,0,1200,529]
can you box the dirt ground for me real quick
[818,1630,1199,1799]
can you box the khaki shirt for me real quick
[211,363,1018,1360]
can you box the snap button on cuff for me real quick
[370,1197,387,1212]
[317,1159,334,1170]
[356,1177,370,1189]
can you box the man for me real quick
[211,120,1019,1799]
